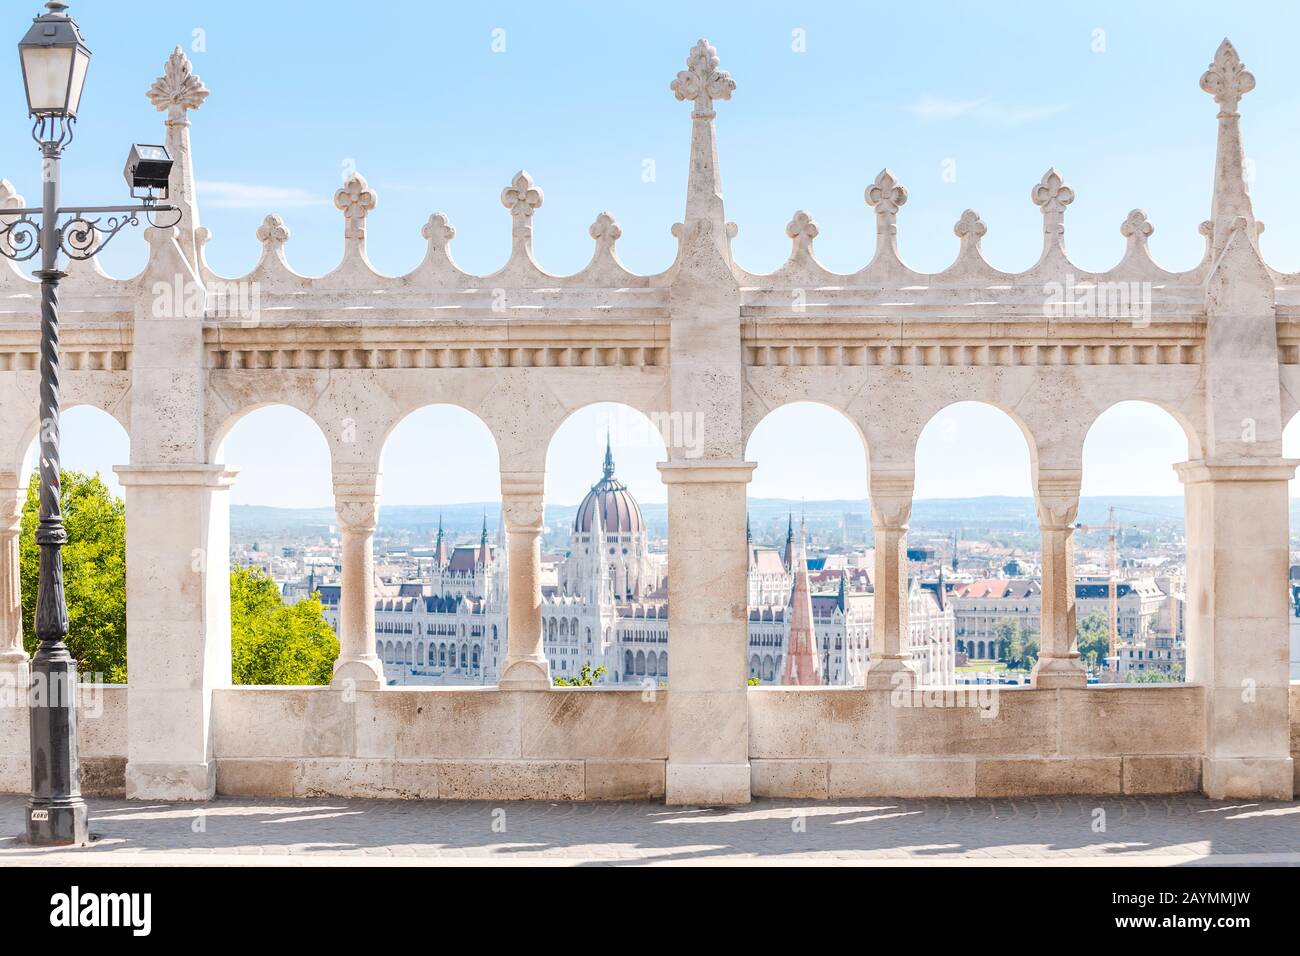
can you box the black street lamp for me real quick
[6,1,179,847]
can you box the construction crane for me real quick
[1074,503,1182,672]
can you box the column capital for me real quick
[0,480,24,533]
[1174,457,1299,485]
[657,459,756,485]
[332,464,381,495]
[869,471,914,530]
[500,470,546,499]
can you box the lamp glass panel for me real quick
[21,46,73,113]
[65,46,89,115]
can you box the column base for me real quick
[125,760,216,801]
[26,795,88,846]
[498,657,551,690]
[1031,656,1087,689]
[863,657,919,690]
[331,656,386,691]
[666,762,751,805]
[1201,756,1294,800]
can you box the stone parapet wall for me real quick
[5,682,1290,801]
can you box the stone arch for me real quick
[1082,400,1195,488]
[12,399,131,480]
[914,400,1036,496]
[742,399,871,471]
[376,403,501,499]
[207,399,334,467]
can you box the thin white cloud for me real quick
[908,96,1067,126]
[910,96,987,120]
[197,180,327,210]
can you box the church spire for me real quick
[603,431,615,480]
[433,513,448,569]
[479,511,489,566]
[781,519,822,686]
[783,512,795,571]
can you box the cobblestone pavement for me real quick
[0,794,1297,865]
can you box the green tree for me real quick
[19,470,127,682]
[553,663,607,687]
[1076,611,1111,669]
[230,566,339,685]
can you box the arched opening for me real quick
[745,402,871,686]
[17,406,129,682]
[914,401,1030,685]
[544,402,667,686]
[377,404,500,685]
[1081,401,1190,683]
[217,404,337,685]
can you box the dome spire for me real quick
[603,430,615,479]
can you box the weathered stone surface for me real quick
[1122,755,1201,794]
[831,758,977,799]
[975,758,1122,797]
[584,760,665,800]
[751,759,829,798]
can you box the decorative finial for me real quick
[334,172,376,243]
[1032,168,1074,247]
[501,170,543,219]
[147,46,209,123]
[0,180,28,257]
[501,170,543,253]
[865,170,908,217]
[0,180,25,212]
[1200,39,1254,114]
[603,431,615,480]
[1031,168,1074,213]
[589,211,621,251]
[1119,209,1153,248]
[421,212,455,249]
[785,210,819,258]
[670,39,735,117]
[953,209,986,250]
[865,170,908,254]
[255,213,289,248]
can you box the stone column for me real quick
[1177,460,1295,799]
[331,469,385,690]
[498,472,549,689]
[115,464,236,799]
[865,471,919,690]
[1032,471,1087,688]
[0,475,28,682]
[659,459,755,805]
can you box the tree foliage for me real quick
[1076,611,1111,669]
[230,566,338,685]
[19,470,127,682]
[553,663,607,687]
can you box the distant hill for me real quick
[231,495,1211,540]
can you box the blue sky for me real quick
[10,1,1300,507]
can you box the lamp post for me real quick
[5,1,179,847]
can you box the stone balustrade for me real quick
[0,39,1296,803]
